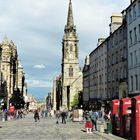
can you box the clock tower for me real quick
[61,0,82,109]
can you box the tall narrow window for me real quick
[116,69,118,81]
[129,9,132,23]
[138,1,140,15]
[112,71,114,81]
[139,49,140,64]
[139,24,140,41]
[124,66,127,78]
[116,51,118,63]
[129,30,132,45]
[131,76,133,91]
[112,54,114,65]
[135,74,138,90]
[134,50,138,65]
[130,52,133,67]
[133,5,136,20]
[69,66,73,77]
[70,45,73,51]
[134,27,137,43]
[120,67,122,79]
[123,47,127,59]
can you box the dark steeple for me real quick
[67,0,74,27]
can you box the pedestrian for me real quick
[34,110,40,122]
[41,109,44,118]
[85,111,93,133]
[56,110,61,124]
[91,110,98,131]
[61,111,66,124]
[44,109,48,118]
[69,111,73,122]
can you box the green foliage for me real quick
[71,93,79,108]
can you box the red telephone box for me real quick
[131,95,140,140]
[111,99,120,135]
[119,98,131,138]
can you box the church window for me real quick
[69,66,73,77]
[70,45,73,51]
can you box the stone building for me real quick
[83,56,90,107]
[55,75,62,110]
[52,79,57,110]
[23,82,27,97]
[126,0,140,96]
[82,12,128,108]
[0,37,27,109]
[0,37,18,108]
[46,92,52,110]
[61,0,83,109]
[107,14,128,100]
[89,38,107,108]
[17,60,25,95]
[51,75,62,111]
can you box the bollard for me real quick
[99,124,104,132]
[2,118,5,122]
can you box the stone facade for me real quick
[46,92,52,110]
[83,56,90,106]
[89,39,107,102]
[0,37,18,107]
[126,0,140,96]
[82,13,128,107]
[0,37,27,108]
[56,75,62,110]
[61,0,82,109]
[17,60,24,95]
[107,18,128,100]
[52,79,57,110]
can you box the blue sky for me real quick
[0,0,129,100]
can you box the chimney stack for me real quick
[85,56,89,65]
[97,38,105,46]
[130,0,135,3]
[109,13,122,34]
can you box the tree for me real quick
[71,93,79,109]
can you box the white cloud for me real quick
[27,79,51,88]
[33,64,46,69]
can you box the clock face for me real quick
[70,53,74,59]
[69,53,73,58]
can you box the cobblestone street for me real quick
[0,113,125,140]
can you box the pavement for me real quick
[0,113,126,140]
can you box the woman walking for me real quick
[84,111,93,133]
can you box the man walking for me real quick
[61,111,66,124]
[91,110,99,131]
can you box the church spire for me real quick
[67,0,74,27]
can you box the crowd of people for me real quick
[1,105,111,135]
[0,105,28,122]
[33,108,71,124]
[33,108,111,134]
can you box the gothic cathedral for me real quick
[61,0,83,109]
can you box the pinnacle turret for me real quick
[2,36,9,45]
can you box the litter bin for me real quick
[106,122,112,134]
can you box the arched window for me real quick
[69,66,73,77]
[70,45,73,52]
